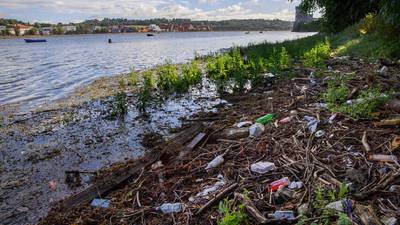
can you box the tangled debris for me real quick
[40,57,400,225]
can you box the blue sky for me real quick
[0,0,302,23]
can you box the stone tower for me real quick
[293,6,315,32]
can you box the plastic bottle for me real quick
[270,177,290,192]
[256,114,274,125]
[250,161,275,174]
[157,203,183,213]
[268,211,295,220]
[205,155,224,171]
[368,154,398,163]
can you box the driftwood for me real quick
[60,124,204,211]
[235,192,268,224]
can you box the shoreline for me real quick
[0,29,301,40]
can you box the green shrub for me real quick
[207,55,229,93]
[138,71,155,112]
[181,60,202,91]
[279,47,291,70]
[248,57,266,86]
[157,63,179,93]
[266,47,291,73]
[303,40,331,68]
[217,198,247,225]
[128,70,139,87]
[324,83,349,107]
[333,87,391,119]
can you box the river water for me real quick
[0,31,313,107]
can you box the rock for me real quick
[250,161,275,174]
[249,123,265,137]
[222,127,249,139]
[298,203,309,215]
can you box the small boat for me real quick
[259,31,263,33]
[24,39,47,43]
[146,33,154,37]
[245,31,250,34]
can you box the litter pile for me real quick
[40,57,400,225]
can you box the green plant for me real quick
[157,62,179,93]
[303,40,331,68]
[247,57,266,86]
[331,87,391,119]
[324,82,349,107]
[138,71,155,112]
[128,70,139,87]
[181,60,202,91]
[266,47,291,73]
[279,47,291,70]
[110,91,128,119]
[217,198,247,225]
[337,213,352,225]
[207,55,229,93]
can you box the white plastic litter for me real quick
[205,155,224,171]
[250,161,276,174]
[378,66,388,75]
[189,175,226,202]
[288,181,304,189]
[236,121,253,128]
[304,116,319,133]
[156,203,183,213]
[249,123,265,137]
[315,130,325,138]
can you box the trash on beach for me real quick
[391,136,400,150]
[315,130,325,138]
[368,154,398,163]
[288,181,303,189]
[328,113,338,123]
[378,66,388,76]
[325,199,353,213]
[192,175,225,200]
[270,177,290,192]
[205,155,224,171]
[386,99,400,113]
[389,185,400,192]
[48,180,57,191]
[249,123,265,137]
[381,216,397,225]
[156,203,183,214]
[250,161,275,174]
[354,204,381,225]
[151,161,164,170]
[279,116,293,125]
[90,199,111,208]
[268,211,295,220]
[304,116,319,133]
[256,113,274,125]
[235,121,253,128]
[264,73,275,78]
[222,127,249,139]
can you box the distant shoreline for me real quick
[0,29,298,39]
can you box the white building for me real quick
[0,26,6,32]
[63,25,77,33]
[149,24,161,32]
[41,27,53,35]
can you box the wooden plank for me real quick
[186,132,206,151]
[60,124,203,211]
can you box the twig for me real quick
[196,183,238,215]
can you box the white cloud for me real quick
[0,0,296,21]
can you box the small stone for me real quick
[298,203,309,215]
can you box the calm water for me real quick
[0,31,313,107]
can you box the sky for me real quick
[0,0,303,23]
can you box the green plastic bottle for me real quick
[256,113,274,125]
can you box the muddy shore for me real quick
[33,57,400,224]
[0,70,229,225]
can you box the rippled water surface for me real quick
[0,31,313,107]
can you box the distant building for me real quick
[111,25,120,33]
[0,26,6,33]
[63,25,77,33]
[92,26,102,32]
[41,27,53,35]
[14,24,33,35]
[149,24,161,32]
